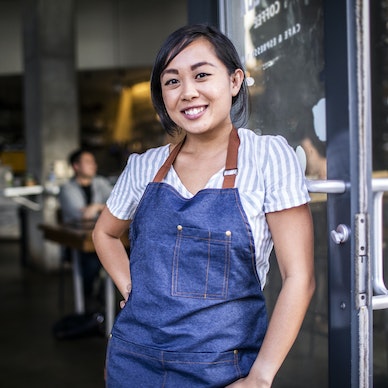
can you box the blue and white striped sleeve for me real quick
[106,145,169,220]
[263,135,310,213]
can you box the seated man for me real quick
[59,149,112,310]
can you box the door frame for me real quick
[323,0,373,386]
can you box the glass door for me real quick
[220,0,388,387]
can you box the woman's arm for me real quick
[227,203,315,388]
[92,206,132,300]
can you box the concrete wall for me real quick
[0,1,23,74]
[76,0,187,69]
[0,0,187,75]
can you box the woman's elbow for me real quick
[92,221,105,245]
[302,268,316,304]
[307,273,316,301]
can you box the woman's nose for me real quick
[180,80,199,101]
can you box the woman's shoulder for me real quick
[107,144,171,219]
[128,143,170,164]
[238,127,290,147]
[123,144,169,175]
[237,127,293,162]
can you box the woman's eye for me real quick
[164,78,179,86]
[196,72,210,79]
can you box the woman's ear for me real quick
[231,69,245,97]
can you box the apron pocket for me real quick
[172,225,231,299]
[107,336,253,388]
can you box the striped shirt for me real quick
[107,127,310,288]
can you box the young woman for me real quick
[93,24,315,388]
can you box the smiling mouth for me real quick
[183,106,206,116]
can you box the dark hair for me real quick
[68,149,94,166]
[150,24,249,135]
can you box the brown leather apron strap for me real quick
[222,127,240,189]
[153,138,186,182]
[153,128,240,188]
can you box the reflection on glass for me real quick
[224,0,326,181]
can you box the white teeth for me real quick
[185,107,205,116]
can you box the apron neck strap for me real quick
[222,127,240,189]
[153,127,240,188]
[153,137,186,183]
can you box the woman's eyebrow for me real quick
[161,68,178,77]
[161,61,216,78]
[191,61,216,71]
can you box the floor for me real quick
[0,240,106,388]
[0,239,387,388]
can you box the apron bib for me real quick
[107,128,268,387]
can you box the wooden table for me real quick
[39,221,129,336]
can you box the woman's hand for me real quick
[225,375,271,388]
[92,207,132,305]
[119,282,132,309]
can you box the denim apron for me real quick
[106,128,268,387]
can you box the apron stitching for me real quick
[233,190,261,286]
[204,231,211,298]
[172,229,231,299]
[233,351,243,378]
[171,228,182,296]
[161,351,168,388]
[223,236,231,297]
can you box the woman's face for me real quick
[160,38,243,136]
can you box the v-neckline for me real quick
[153,127,240,192]
[169,164,225,197]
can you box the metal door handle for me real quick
[306,179,347,194]
[330,224,351,244]
[306,178,388,310]
[371,178,388,310]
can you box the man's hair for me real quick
[68,149,93,167]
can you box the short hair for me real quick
[68,149,93,166]
[150,24,249,135]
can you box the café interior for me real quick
[1,1,388,387]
